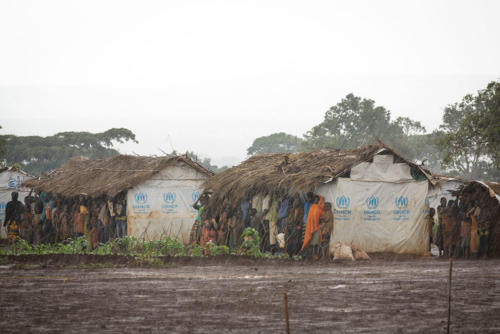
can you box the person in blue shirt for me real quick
[300,192,315,245]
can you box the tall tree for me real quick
[478,81,500,166]
[1,128,138,175]
[437,80,500,180]
[301,94,427,162]
[247,132,302,156]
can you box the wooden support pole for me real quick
[283,290,290,334]
[447,259,453,334]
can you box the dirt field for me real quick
[1,256,499,333]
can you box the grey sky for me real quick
[1,0,499,166]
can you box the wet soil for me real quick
[1,257,499,333]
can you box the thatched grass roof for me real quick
[486,182,500,196]
[0,166,32,177]
[23,155,213,198]
[203,143,432,205]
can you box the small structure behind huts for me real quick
[23,155,213,242]
[203,143,435,255]
[427,175,467,210]
[0,167,34,239]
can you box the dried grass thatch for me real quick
[203,143,432,205]
[486,182,500,196]
[23,155,213,198]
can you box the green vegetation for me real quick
[437,81,500,180]
[0,228,286,260]
[0,128,138,175]
[247,132,303,156]
[247,81,500,181]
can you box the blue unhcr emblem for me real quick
[134,192,148,204]
[365,195,379,210]
[336,195,350,209]
[8,178,16,189]
[163,192,176,204]
[395,196,408,209]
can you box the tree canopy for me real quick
[437,80,500,180]
[301,94,428,162]
[1,128,138,175]
[247,132,303,156]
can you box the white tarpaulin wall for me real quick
[319,178,429,254]
[126,163,206,243]
[0,169,33,239]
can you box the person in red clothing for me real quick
[301,195,325,259]
[201,216,217,255]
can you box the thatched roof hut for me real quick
[24,155,213,199]
[203,143,432,205]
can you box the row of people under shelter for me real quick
[429,193,497,259]
[189,191,334,259]
[3,191,128,247]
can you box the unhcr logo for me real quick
[8,178,17,189]
[365,195,379,210]
[395,196,408,209]
[134,192,148,204]
[163,192,176,204]
[336,195,350,209]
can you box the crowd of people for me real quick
[189,191,334,259]
[430,194,496,259]
[4,186,497,260]
[3,191,128,247]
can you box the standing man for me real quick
[285,196,304,258]
[114,195,127,238]
[436,197,447,256]
[319,202,334,258]
[3,192,25,243]
[300,192,315,247]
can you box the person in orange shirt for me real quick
[301,195,324,259]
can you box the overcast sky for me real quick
[1,0,499,166]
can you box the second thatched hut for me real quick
[203,143,435,255]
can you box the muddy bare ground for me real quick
[0,257,499,333]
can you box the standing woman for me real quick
[3,192,25,243]
[436,197,447,256]
[301,195,325,260]
[467,201,480,257]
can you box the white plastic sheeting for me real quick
[126,163,208,243]
[350,154,413,182]
[0,170,33,238]
[318,161,430,254]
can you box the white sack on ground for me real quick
[351,245,370,260]
[331,242,355,261]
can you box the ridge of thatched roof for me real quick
[23,155,213,198]
[485,182,500,196]
[203,143,432,204]
[457,180,500,203]
[0,166,33,177]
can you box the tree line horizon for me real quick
[1,80,499,181]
